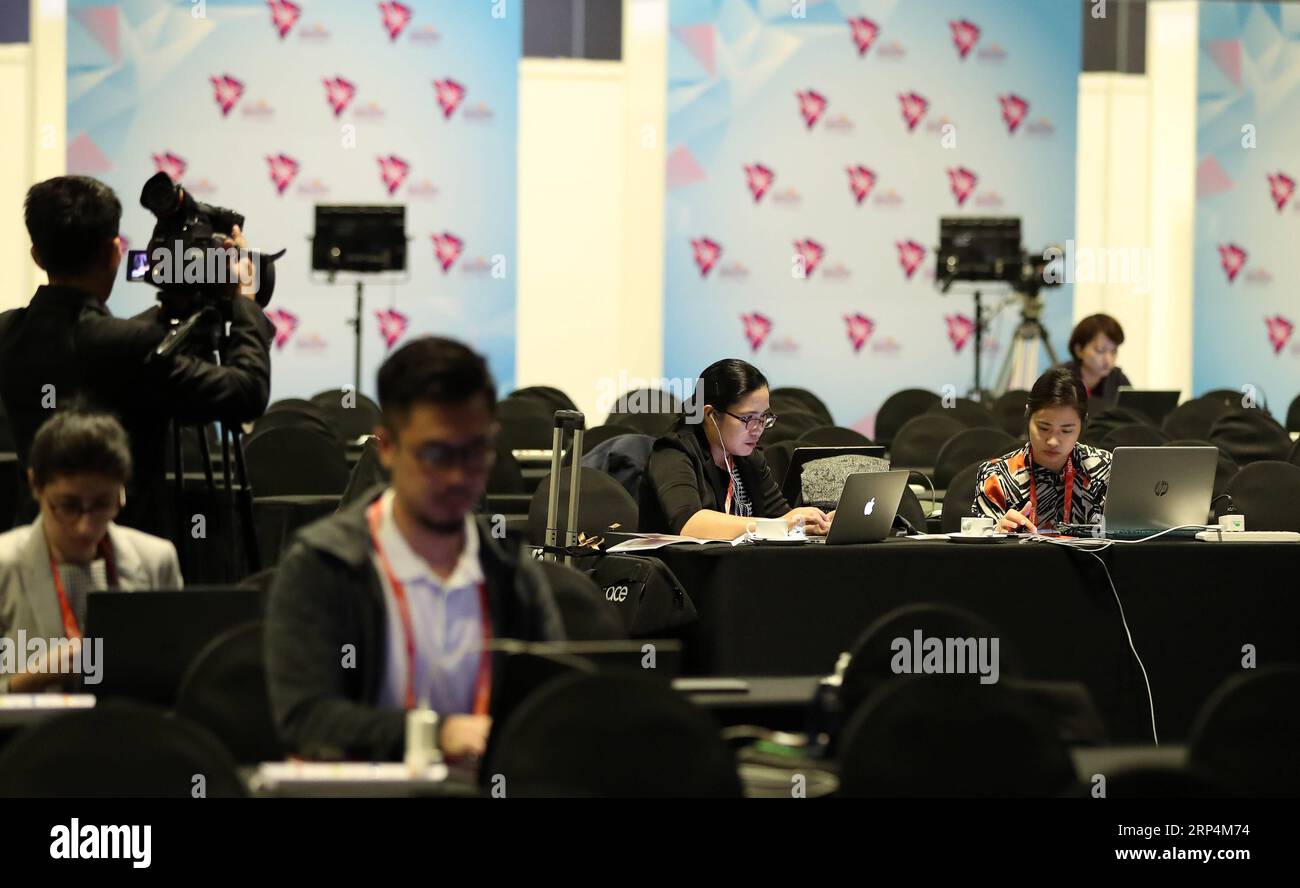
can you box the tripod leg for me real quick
[172,421,188,578]
[230,426,262,573]
[196,425,217,490]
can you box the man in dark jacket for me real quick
[0,176,272,537]
[266,337,563,762]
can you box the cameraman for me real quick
[0,175,273,538]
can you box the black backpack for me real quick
[586,554,698,638]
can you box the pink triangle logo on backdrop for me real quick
[844,314,875,353]
[1265,315,1294,354]
[1206,39,1242,89]
[797,90,828,129]
[267,0,301,40]
[1195,155,1234,198]
[1267,172,1296,211]
[741,313,772,352]
[434,79,467,119]
[848,17,880,56]
[898,92,928,132]
[946,314,976,352]
[744,164,775,202]
[379,1,413,41]
[896,240,926,279]
[73,6,120,62]
[375,309,409,350]
[152,152,187,182]
[1218,244,1248,283]
[264,309,299,350]
[431,232,464,273]
[210,75,245,117]
[949,19,981,59]
[323,77,357,117]
[266,153,300,195]
[794,239,825,278]
[691,238,722,277]
[847,166,877,205]
[378,155,410,195]
[999,94,1029,133]
[673,24,716,76]
[947,167,978,206]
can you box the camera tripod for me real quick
[156,306,261,581]
[992,289,1060,396]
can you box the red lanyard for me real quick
[366,499,492,714]
[47,536,117,640]
[1027,447,1075,529]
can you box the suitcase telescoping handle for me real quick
[545,410,585,565]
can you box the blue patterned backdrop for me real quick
[1195,2,1300,415]
[664,0,1080,435]
[67,0,519,400]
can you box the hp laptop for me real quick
[1096,446,1217,539]
[1116,388,1181,425]
[808,470,910,545]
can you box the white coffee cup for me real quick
[960,517,996,537]
[747,517,793,540]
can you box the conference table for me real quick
[656,537,1300,744]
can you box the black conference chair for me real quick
[1189,665,1300,797]
[993,389,1030,437]
[485,672,742,797]
[940,462,982,533]
[340,435,387,507]
[1287,394,1300,434]
[874,388,941,447]
[837,603,1018,722]
[174,621,284,765]
[251,405,341,446]
[310,389,384,442]
[798,425,873,447]
[487,444,526,494]
[897,484,928,532]
[526,467,639,546]
[581,424,635,454]
[0,701,246,798]
[1199,388,1255,411]
[1079,405,1153,448]
[508,385,578,416]
[836,678,1076,798]
[1099,423,1170,451]
[1223,461,1300,532]
[1289,437,1300,468]
[755,410,821,445]
[497,398,555,451]
[605,388,684,429]
[933,427,1018,490]
[1209,409,1292,465]
[245,426,350,496]
[1163,439,1238,502]
[265,397,320,416]
[889,414,966,470]
[770,386,834,426]
[1162,397,1234,441]
[606,411,680,438]
[925,397,997,429]
[759,439,800,489]
[534,560,626,641]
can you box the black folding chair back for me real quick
[508,386,578,415]
[1162,397,1234,441]
[310,389,384,442]
[933,427,1017,489]
[993,389,1030,437]
[940,462,983,533]
[527,467,639,546]
[1099,423,1170,451]
[1223,461,1300,532]
[875,388,941,446]
[1189,665,1300,797]
[889,414,965,469]
[770,387,834,426]
[251,406,340,445]
[799,425,873,447]
[925,397,997,429]
[245,426,350,496]
[751,410,820,445]
[1209,409,1292,465]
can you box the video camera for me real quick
[125,171,284,319]
[935,216,1060,296]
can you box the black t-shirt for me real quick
[637,424,790,535]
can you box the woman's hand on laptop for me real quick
[997,509,1037,534]
[784,507,831,535]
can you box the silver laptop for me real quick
[1100,446,1217,538]
[808,470,910,545]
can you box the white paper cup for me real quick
[746,517,791,540]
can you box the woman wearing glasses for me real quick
[639,359,832,539]
[0,411,182,693]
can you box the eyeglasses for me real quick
[47,496,119,524]
[723,410,778,432]
[409,437,497,472]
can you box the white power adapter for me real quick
[1218,514,1245,533]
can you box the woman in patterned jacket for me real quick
[974,368,1112,533]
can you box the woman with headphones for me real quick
[973,367,1112,533]
[638,359,833,539]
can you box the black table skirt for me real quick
[657,539,1300,743]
